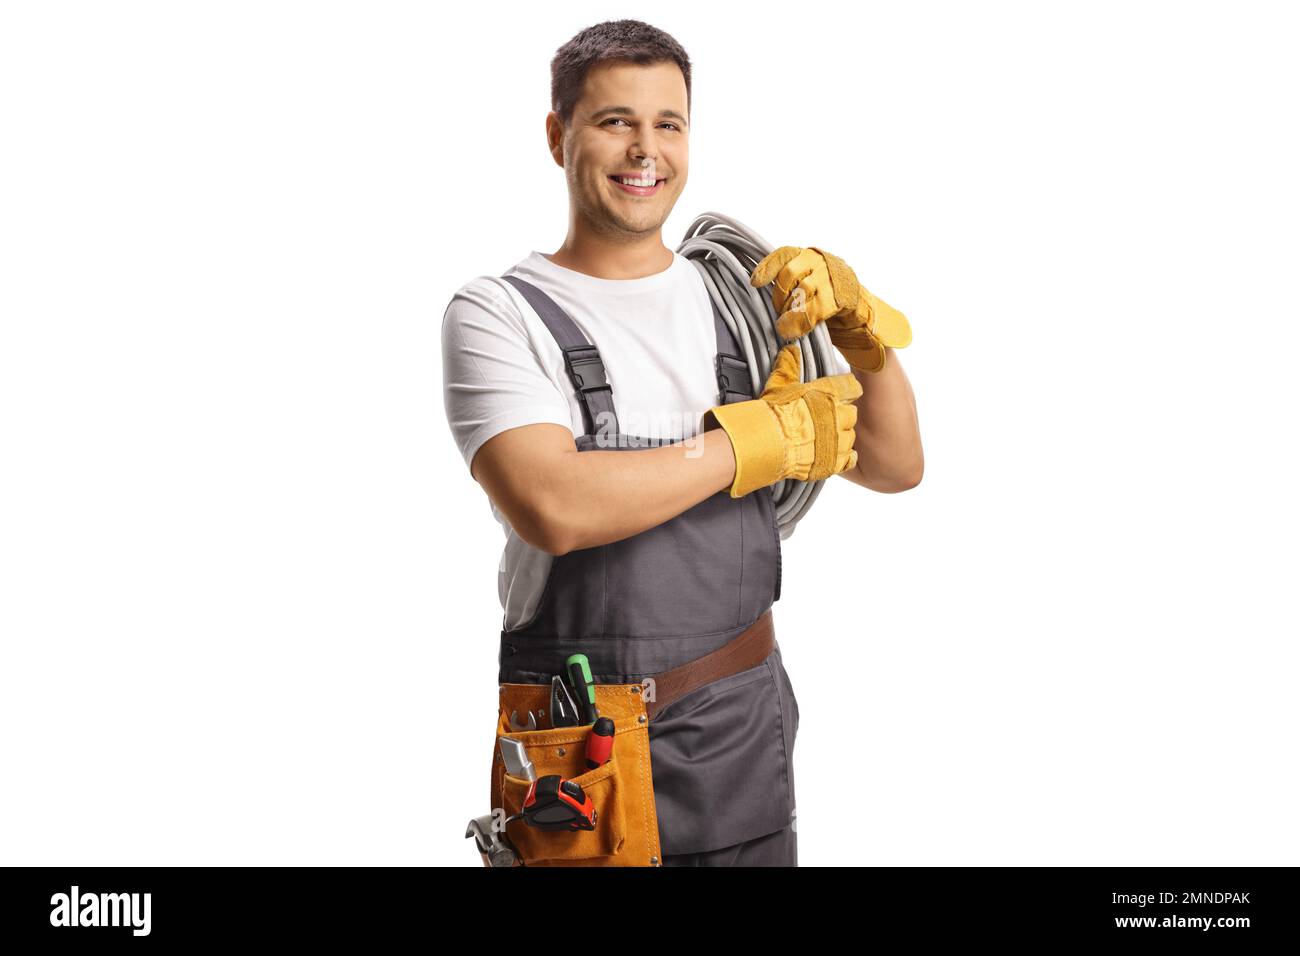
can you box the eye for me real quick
[602,118,682,131]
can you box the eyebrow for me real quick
[589,106,688,126]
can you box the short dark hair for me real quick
[550,20,692,127]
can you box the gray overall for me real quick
[496,274,800,866]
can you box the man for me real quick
[443,20,922,867]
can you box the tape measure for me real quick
[520,774,597,832]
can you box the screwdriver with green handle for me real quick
[565,654,598,725]
[565,654,616,770]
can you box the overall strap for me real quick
[710,296,754,405]
[500,272,755,434]
[500,274,617,438]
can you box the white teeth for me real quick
[615,176,658,187]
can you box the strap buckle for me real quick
[563,344,613,396]
[715,352,752,404]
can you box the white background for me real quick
[2,1,1297,866]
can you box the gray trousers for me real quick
[661,824,797,867]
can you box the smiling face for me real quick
[548,59,689,240]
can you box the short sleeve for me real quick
[440,280,574,475]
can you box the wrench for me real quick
[508,709,538,731]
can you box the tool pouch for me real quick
[492,682,662,867]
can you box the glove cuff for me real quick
[828,327,887,373]
[706,399,788,498]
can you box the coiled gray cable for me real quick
[677,211,842,540]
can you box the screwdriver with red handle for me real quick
[585,716,615,769]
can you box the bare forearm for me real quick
[839,348,924,492]
[542,427,737,553]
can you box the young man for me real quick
[443,20,923,867]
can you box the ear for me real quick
[545,111,565,169]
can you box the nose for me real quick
[627,124,662,168]
[629,149,655,168]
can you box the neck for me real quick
[547,220,673,280]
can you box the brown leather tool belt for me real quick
[644,608,775,720]
[489,608,777,867]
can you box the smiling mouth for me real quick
[608,175,666,196]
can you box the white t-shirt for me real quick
[440,248,848,631]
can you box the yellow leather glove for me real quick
[703,344,862,498]
[749,245,861,335]
[827,285,912,373]
[751,245,912,373]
